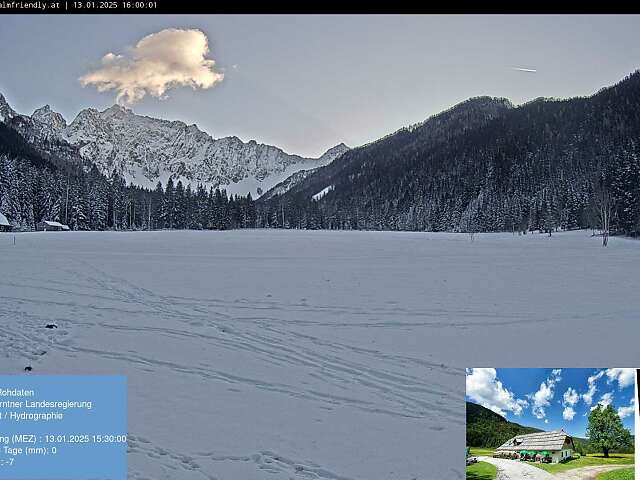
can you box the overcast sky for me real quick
[1,15,640,157]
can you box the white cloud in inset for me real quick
[563,406,576,421]
[605,368,635,390]
[466,368,528,417]
[590,392,614,411]
[561,386,579,421]
[582,370,605,406]
[563,387,579,407]
[529,369,562,420]
[80,28,224,104]
[618,398,635,419]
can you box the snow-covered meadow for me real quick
[1,229,638,480]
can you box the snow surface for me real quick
[260,168,319,201]
[123,157,331,199]
[1,229,639,480]
[312,185,335,201]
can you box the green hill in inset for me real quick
[466,401,541,448]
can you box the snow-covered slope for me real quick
[260,143,349,200]
[259,143,348,200]
[314,142,349,164]
[2,229,639,479]
[0,94,349,197]
[260,168,321,200]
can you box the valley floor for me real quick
[1,229,639,480]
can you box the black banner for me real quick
[0,1,638,14]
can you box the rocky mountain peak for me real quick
[0,93,17,122]
[0,92,347,198]
[318,143,350,163]
[33,104,51,114]
[31,104,68,132]
[102,104,133,118]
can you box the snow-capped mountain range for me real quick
[0,93,349,197]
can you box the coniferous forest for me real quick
[259,72,640,236]
[2,72,640,235]
[0,122,257,231]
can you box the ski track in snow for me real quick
[1,229,639,479]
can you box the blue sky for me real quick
[466,368,635,438]
[1,15,640,157]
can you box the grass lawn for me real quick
[468,447,495,457]
[595,467,634,480]
[530,454,634,474]
[466,461,497,480]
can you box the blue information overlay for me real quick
[0,375,127,480]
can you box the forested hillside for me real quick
[466,401,542,449]
[2,71,640,234]
[259,72,640,235]
[0,123,256,231]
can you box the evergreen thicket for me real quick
[259,72,640,236]
[0,124,256,231]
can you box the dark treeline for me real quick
[0,123,257,231]
[259,73,640,236]
[3,72,640,235]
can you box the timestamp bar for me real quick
[0,0,161,13]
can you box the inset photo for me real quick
[466,368,636,480]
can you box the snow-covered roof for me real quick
[40,220,70,230]
[0,212,10,227]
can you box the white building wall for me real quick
[550,448,572,463]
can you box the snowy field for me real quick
[1,229,639,480]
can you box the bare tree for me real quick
[593,179,614,247]
[462,200,479,242]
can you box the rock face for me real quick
[31,105,67,141]
[0,94,349,196]
[0,94,17,123]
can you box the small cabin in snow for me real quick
[0,213,12,232]
[36,220,70,232]
[495,429,575,463]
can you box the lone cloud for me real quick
[80,28,224,103]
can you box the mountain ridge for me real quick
[257,70,640,235]
[0,94,349,197]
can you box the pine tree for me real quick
[162,178,176,229]
[174,180,185,229]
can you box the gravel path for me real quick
[478,457,554,480]
[554,465,632,479]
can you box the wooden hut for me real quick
[36,220,70,232]
[0,212,12,232]
[495,430,575,464]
